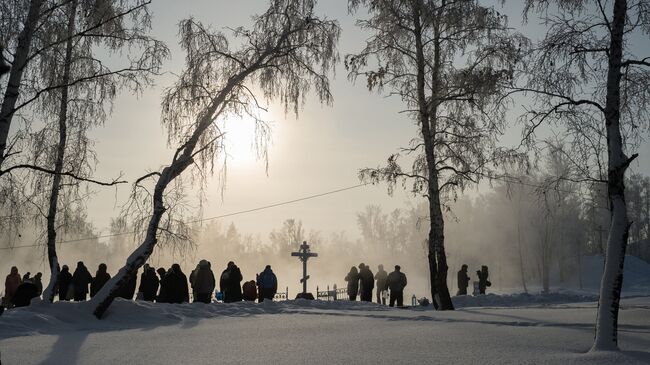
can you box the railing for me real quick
[316,284,347,301]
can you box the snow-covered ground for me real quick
[1,295,649,365]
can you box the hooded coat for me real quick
[72,264,92,299]
[91,266,111,298]
[57,267,72,301]
[4,269,21,302]
[220,265,243,303]
[193,261,216,295]
[164,265,189,304]
[139,268,160,301]
[345,267,359,297]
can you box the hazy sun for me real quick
[222,117,261,166]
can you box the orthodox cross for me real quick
[291,241,318,294]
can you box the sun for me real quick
[222,117,261,166]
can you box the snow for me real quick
[1,295,649,364]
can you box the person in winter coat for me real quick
[139,265,160,302]
[242,280,257,301]
[119,269,138,300]
[32,272,43,296]
[4,266,22,306]
[358,263,374,302]
[256,265,278,302]
[12,281,39,307]
[192,260,215,303]
[477,265,491,295]
[220,261,243,303]
[345,266,359,301]
[90,263,111,298]
[457,264,470,296]
[386,265,407,307]
[164,264,189,304]
[22,272,31,283]
[374,264,388,305]
[156,268,168,303]
[72,261,92,301]
[57,265,72,301]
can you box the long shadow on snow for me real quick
[36,331,88,365]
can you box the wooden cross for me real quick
[291,241,318,294]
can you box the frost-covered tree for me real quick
[521,0,650,351]
[89,0,340,318]
[347,0,526,309]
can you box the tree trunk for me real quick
[0,0,44,168]
[592,0,636,352]
[42,0,78,303]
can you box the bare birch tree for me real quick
[347,0,526,309]
[89,0,340,318]
[520,0,650,351]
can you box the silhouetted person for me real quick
[220,261,243,303]
[22,272,31,283]
[358,263,374,302]
[57,265,72,301]
[477,265,491,295]
[375,264,388,305]
[387,265,407,307]
[192,260,215,303]
[32,272,43,296]
[119,269,138,300]
[156,268,168,303]
[242,280,257,301]
[139,265,160,302]
[345,266,359,301]
[256,265,278,302]
[457,264,470,296]
[4,266,22,307]
[12,281,39,307]
[72,261,92,301]
[90,264,111,298]
[164,264,189,304]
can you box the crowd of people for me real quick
[1,260,279,309]
[345,263,408,307]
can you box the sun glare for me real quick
[222,117,260,166]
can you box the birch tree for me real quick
[347,0,526,309]
[89,0,339,318]
[521,0,650,351]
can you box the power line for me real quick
[0,183,369,250]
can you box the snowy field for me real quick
[1,295,649,365]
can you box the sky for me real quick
[75,0,650,244]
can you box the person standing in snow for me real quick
[345,266,359,301]
[139,265,160,302]
[386,265,407,307]
[358,263,374,302]
[11,281,39,307]
[375,264,388,305]
[72,261,92,301]
[57,265,72,301]
[118,269,138,300]
[457,264,470,296]
[90,263,111,298]
[220,261,243,303]
[22,272,31,283]
[477,265,491,295]
[256,265,278,302]
[156,267,168,303]
[4,266,22,307]
[192,260,216,303]
[165,264,189,304]
[32,272,43,296]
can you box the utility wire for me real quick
[0,183,369,250]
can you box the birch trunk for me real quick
[592,0,636,351]
[0,0,44,168]
[42,0,78,303]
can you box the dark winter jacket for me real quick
[12,282,39,307]
[139,268,160,301]
[4,272,21,301]
[91,270,111,298]
[256,267,278,293]
[242,281,257,301]
[220,266,243,303]
[119,271,138,300]
[457,269,470,291]
[359,267,375,296]
[193,261,216,295]
[477,267,491,293]
[57,268,72,301]
[164,266,189,304]
[375,269,388,291]
[72,265,92,295]
[386,270,407,293]
[345,268,359,296]
[32,275,43,296]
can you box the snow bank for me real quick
[451,291,598,309]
